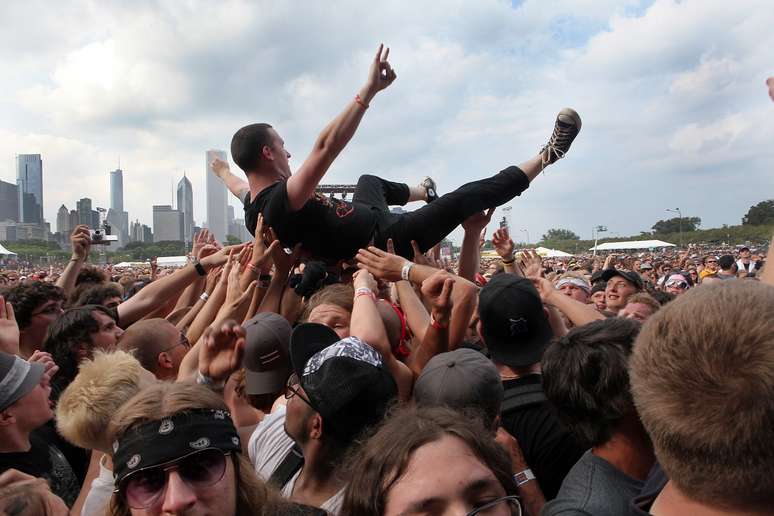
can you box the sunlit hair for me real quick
[631,281,774,511]
[341,405,516,515]
[56,350,151,453]
[302,283,355,321]
[106,382,279,516]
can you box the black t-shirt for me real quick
[244,181,378,263]
[499,375,584,500]
[0,429,80,507]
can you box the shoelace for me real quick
[540,122,577,169]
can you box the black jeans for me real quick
[354,167,530,259]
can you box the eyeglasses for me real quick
[706,260,718,264]
[31,302,64,316]
[284,373,313,407]
[666,281,689,289]
[467,495,522,516]
[117,448,229,509]
[161,332,191,354]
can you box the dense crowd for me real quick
[0,47,772,516]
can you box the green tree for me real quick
[225,235,242,245]
[542,228,580,241]
[742,200,774,225]
[651,217,701,234]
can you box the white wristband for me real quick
[199,292,209,302]
[401,261,414,282]
[513,468,536,487]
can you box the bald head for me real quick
[119,318,183,379]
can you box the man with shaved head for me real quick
[118,319,191,380]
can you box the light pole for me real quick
[520,229,530,247]
[592,225,607,257]
[666,208,682,248]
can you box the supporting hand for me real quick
[199,321,246,383]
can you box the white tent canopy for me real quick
[156,256,188,267]
[0,243,17,256]
[535,247,573,258]
[589,240,676,251]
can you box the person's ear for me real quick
[309,413,323,440]
[0,409,16,427]
[261,145,273,161]
[157,352,174,370]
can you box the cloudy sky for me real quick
[1,0,773,244]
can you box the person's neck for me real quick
[248,168,284,200]
[293,440,345,506]
[651,480,769,516]
[18,334,40,360]
[0,427,33,453]
[495,362,542,380]
[591,418,654,481]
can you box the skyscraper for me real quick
[109,168,123,212]
[152,205,184,242]
[76,198,92,226]
[57,204,70,235]
[16,154,43,223]
[205,150,228,243]
[0,180,19,222]
[177,173,194,245]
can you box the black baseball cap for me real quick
[242,313,292,395]
[478,274,553,368]
[289,323,397,441]
[598,268,644,290]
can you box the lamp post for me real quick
[592,225,607,257]
[666,208,682,248]
[520,229,530,247]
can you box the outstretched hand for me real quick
[491,227,515,259]
[199,320,246,382]
[356,245,406,283]
[363,44,397,98]
[0,296,19,355]
[210,158,230,179]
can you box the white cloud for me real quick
[1,0,773,245]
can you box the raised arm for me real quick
[285,44,396,211]
[458,210,493,282]
[55,225,91,297]
[211,158,250,202]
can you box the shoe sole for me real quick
[557,108,582,131]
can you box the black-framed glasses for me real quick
[284,373,313,407]
[467,495,522,516]
[116,448,229,509]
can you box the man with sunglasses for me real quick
[119,318,192,381]
[699,255,720,281]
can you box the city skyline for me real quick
[16,154,43,224]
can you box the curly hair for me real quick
[43,304,116,401]
[72,283,123,307]
[75,266,108,286]
[542,318,641,447]
[2,282,65,330]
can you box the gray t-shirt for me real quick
[541,450,644,516]
[248,406,345,515]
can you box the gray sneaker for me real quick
[421,177,438,203]
[541,108,582,169]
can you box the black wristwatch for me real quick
[192,260,207,277]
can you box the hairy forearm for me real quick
[173,277,205,313]
[118,265,200,327]
[408,324,448,377]
[458,231,481,282]
[220,169,250,202]
[257,272,288,315]
[448,283,478,349]
[244,285,268,322]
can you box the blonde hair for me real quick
[624,293,660,314]
[631,282,774,510]
[56,350,150,453]
[106,382,279,516]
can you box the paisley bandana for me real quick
[112,409,240,486]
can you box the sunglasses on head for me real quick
[117,448,229,509]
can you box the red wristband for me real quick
[431,314,448,330]
[355,94,369,109]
